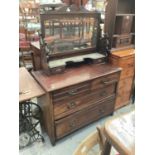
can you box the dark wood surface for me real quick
[55,96,115,139]
[30,41,42,71]
[19,67,45,102]
[33,63,121,144]
[109,48,135,109]
[32,63,122,92]
[104,0,135,50]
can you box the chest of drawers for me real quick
[32,64,121,145]
[109,48,135,109]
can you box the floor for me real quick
[19,103,134,155]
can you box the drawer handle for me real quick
[101,80,117,85]
[127,63,134,67]
[69,121,76,128]
[99,109,104,114]
[100,91,107,97]
[67,101,76,109]
[68,89,78,96]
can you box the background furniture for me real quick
[109,48,135,109]
[103,110,135,155]
[19,1,40,69]
[32,63,121,145]
[19,67,45,102]
[73,130,103,155]
[104,0,135,51]
[19,67,45,148]
[30,41,42,71]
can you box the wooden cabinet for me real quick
[109,48,135,109]
[104,0,135,51]
[32,63,121,145]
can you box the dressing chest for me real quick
[32,63,121,145]
[109,48,135,109]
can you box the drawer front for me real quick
[54,84,116,119]
[52,82,91,102]
[118,57,135,69]
[91,73,120,90]
[113,35,132,48]
[109,56,135,69]
[55,97,115,139]
[120,67,134,79]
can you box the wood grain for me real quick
[32,64,122,92]
[19,67,45,102]
[104,111,135,155]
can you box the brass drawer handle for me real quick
[101,80,117,85]
[68,89,78,95]
[69,121,76,128]
[99,109,104,115]
[100,91,107,97]
[67,101,76,109]
[127,63,134,67]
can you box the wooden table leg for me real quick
[102,139,111,155]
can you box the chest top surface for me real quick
[111,48,135,59]
[19,67,45,102]
[32,64,122,92]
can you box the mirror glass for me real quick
[43,16,98,54]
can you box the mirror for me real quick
[43,16,98,54]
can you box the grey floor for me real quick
[19,103,134,155]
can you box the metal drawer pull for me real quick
[100,91,107,97]
[101,80,117,85]
[69,121,76,128]
[67,101,76,109]
[99,109,104,114]
[127,63,134,67]
[68,89,78,95]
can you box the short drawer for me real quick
[52,82,91,102]
[110,57,134,69]
[91,73,120,90]
[54,84,116,120]
[119,57,135,69]
[55,96,115,139]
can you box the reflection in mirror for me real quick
[43,17,98,54]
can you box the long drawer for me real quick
[55,96,115,139]
[54,83,116,120]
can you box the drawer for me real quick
[55,96,115,139]
[52,82,91,102]
[54,84,116,120]
[120,67,134,79]
[118,57,135,68]
[110,57,134,69]
[91,73,120,90]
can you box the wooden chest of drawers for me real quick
[32,64,121,145]
[109,48,135,109]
